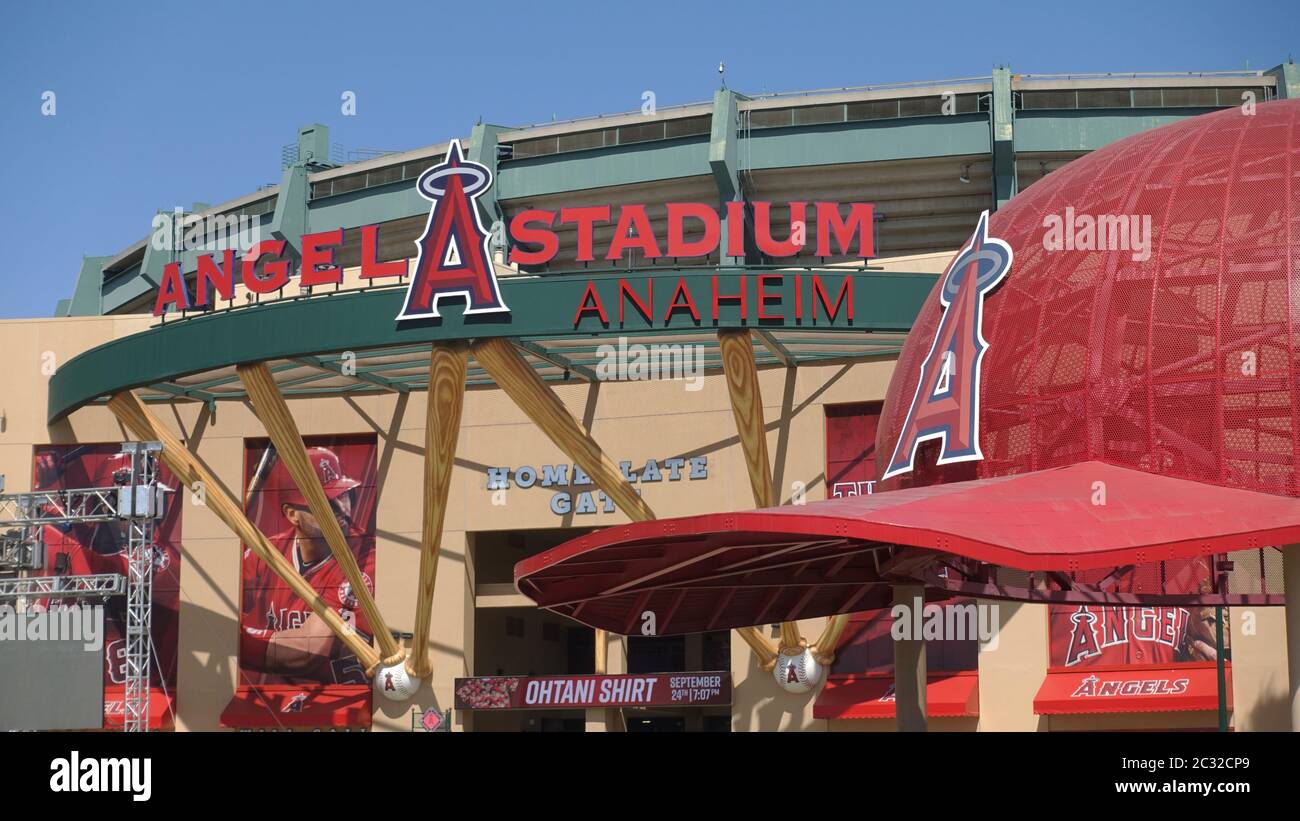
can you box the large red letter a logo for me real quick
[882,211,1011,480]
[397,139,509,321]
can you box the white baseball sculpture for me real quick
[773,647,823,694]
[375,660,419,701]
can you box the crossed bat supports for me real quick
[107,330,849,715]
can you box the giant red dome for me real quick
[514,102,1300,633]
[878,99,1300,497]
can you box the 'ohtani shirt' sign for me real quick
[454,673,731,710]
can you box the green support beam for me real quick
[991,66,1016,211]
[753,329,794,367]
[271,165,310,256]
[138,210,174,291]
[293,355,411,393]
[513,339,598,382]
[63,256,112,317]
[709,89,759,265]
[145,382,219,404]
[468,123,509,257]
[1269,61,1300,99]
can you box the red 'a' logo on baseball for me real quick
[882,211,1012,480]
[397,139,509,321]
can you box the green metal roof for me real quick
[48,266,935,423]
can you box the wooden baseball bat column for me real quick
[106,390,381,672]
[407,343,468,679]
[1285,545,1300,731]
[474,335,664,732]
[892,584,928,732]
[812,614,852,665]
[238,362,404,668]
[716,329,786,669]
[472,337,655,522]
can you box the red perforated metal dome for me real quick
[878,99,1300,496]
[513,103,1299,633]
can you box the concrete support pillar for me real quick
[990,66,1017,211]
[893,584,927,732]
[1284,544,1300,731]
[1267,60,1299,100]
[709,88,758,265]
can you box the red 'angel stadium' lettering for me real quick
[397,139,509,321]
[509,202,874,265]
[882,211,1012,480]
[149,158,874,317]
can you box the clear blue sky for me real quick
[0,0,1295,319]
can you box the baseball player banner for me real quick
[229,435,377,727]
[1049,557,1229,668]
[31,444,183,729]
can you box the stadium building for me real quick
[2,62,1299,732]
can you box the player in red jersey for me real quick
[239,446,374,685]
[1052,560,1224,666]
[31,448,182,722]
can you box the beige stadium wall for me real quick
[0,299,1291,732]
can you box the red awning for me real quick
[220,685,372,729]
[815,671,979,719]
[1033,663,1231,714]
[102,686,177,730]
[515,461,1295,635]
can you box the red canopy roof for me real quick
[220,685,371,729]
[102,686,177,731]
[515,462,1295,635]
[814,671,979,720]
[1033,663,1230,715]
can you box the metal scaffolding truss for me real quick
[0,441,164,732]
[0,487,122,528]
[0,573,125,599]
[118,442,162,733]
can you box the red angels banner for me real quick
[224,435,378,728]
[31,444,183,729]
[1048,558,1229,668]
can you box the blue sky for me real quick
[0,0,1295,319]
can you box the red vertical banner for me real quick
[31,444,183,729]
[825,402,881,498]
[224,435,378,728]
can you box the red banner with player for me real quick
[1048,558,1229,668]
[227,435,378,729]
[32,444,183,729]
